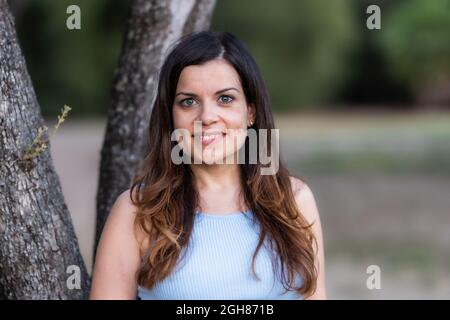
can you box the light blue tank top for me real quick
[137,209,303,300]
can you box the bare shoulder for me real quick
[95,188,142,256]
[289,176,306,195]
[289,176,327,299]
[289,176,320,225]
[105,189,139,233]
[110,188,145,245]
[116,187,139,212]
[90,188,142,299]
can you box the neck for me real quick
[190,163,241,191]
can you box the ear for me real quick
[247,103,256,124]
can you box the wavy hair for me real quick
[129,31,318,297]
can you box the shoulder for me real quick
[108,189,139,228]
[117,187,151,252]
[289,176,314,204]
[114,188,138,213]
[111,186,147,221]
[289,176,327,299]
[90,188,142,299]
[97,188,142,252]
[289,176,320,225]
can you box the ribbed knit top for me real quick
[137,209,303,300]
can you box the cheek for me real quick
[172,107,192,129]
[226,129,247,150]
[223,108,248,128]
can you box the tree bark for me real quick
[0,0,90,299]
[94,0,216,257]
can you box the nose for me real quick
[198,100,219,126]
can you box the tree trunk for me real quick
[94,0,216,257]
[0,0,90,299]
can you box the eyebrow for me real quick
[175,87,240,98]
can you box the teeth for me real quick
[192,132,226,143]
[203,133,223,136]
[202,134,219,141]
[195,133,224,143]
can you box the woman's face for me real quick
[172,58,255,165]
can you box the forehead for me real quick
[176,59,242,92]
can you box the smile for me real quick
[192,132,226,146]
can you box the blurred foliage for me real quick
[9,0,450,116]
[377,0,450,104]
[14,0,129,117]
[337,0,413,106]
[211,0,359,110]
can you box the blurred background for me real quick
[9,0,450,298]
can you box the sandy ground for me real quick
[48,113,450,299]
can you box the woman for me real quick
[90,31,326,300]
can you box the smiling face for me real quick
[172,58,255,165]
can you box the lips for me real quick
[191,132,226,146]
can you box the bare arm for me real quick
[291,177,327,299]
[89,189,141,299]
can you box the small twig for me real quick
[22,105,72,161]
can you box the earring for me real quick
[249,120,254,127]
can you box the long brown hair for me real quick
[129,31,318,297]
